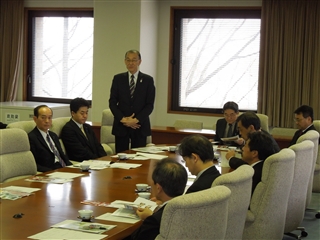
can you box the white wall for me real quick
[21,0,262,128]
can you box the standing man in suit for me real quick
[289,105,318,146]
[61,98,106,161]
[109,50,156,153]
[178,134,221,194]
[226,131,276,195]
[214,101,240,146]
[129,158,188,240]
[28,105,72,172]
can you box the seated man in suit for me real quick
[129,158,188,240]
[28,105,72,172]
[233,112,280,152]
[178,134,221,194]
[61,97,107,161]
[289,105,318,146]
[214,101,240,146]
[227,131,276,195]
[226,131,276,193]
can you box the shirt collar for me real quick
[71,118,83,129]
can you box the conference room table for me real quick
[1,148,220,240]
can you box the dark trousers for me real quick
[115,129,147,153]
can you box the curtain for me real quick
[258,0,320,128]
[0,0,24,102]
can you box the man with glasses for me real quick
[29,105,72,172]
[214,101,240,146]
[109,50,156,153]
[289,105,317,146]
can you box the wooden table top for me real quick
[0,151,177,240]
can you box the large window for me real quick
[26,10,93,103]
[170,8,261,114]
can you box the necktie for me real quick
[46,133,66,167]
[227,123,233,137]
[81,126,87,139]
[130,75,135,98]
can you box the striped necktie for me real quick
[46,133,66,167]
[130,75,135,98]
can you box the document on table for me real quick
[0,186,41,200]
[110,163,142,169]
[28,228,106,239]
[52,220,116,234]
[25,176,73,184]
[46,172,84,179]
[1,186,41,193]
[111,154,150,160]
[71,160,111,170]
[135,152,168,160]
[131,146,165,153]
[96,213,140,224]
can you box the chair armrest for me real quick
[246,210,255,222]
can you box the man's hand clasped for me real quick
[121,113,140,129]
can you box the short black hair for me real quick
[247,131,276,160]
[125,49,141,60]
[70,98,89,113]
[152,158,188,198]
[223,101,239,113]
[294,105,313,121]
[34,105,52,117]
[238,112,261,130]
[178,134,213,162]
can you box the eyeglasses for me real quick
[125,59,139,63]
[293,118,305,122]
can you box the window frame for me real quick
[24,8,94,104]
[168,7,261,116]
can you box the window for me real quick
[170,8,261,114]
[26,10,93,103]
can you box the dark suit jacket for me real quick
[186,166,221,194]
[109,71,155,137]
[28,127,71,172]
[289,124,317,147]
[261,129,280,153]
[130,206,165,240]
[229,157,263,195]
[61,119,106,162]
[214,118,239,146]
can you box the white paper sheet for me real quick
[28,228,106,239]
[135,152,168,160]
[110,154,149,160]
[110,163,142,169]
[131,146,165,153]
[2,186,41,193]
[46,172,84,179]
[95,212,140,224]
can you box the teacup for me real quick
[169,146,176,152]
[80,164,90,171]
[138,192,151,199]
[78,209,93,220]
[118,153,127,160]
[136,183,148,191]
